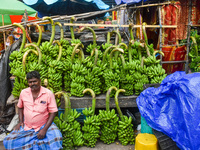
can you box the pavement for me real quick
[0,141,135,150]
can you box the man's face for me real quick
[27,78,41,92]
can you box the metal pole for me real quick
[185,0,192,73]
[158,4,163,64]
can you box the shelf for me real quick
[60,94,138,109]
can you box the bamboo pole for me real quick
[0,4,127,31]
[64,23,177,28]
[129,1,174,9]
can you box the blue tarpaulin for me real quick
[136,71,200,150]
[22,0,109,17]
[115,0,154,5]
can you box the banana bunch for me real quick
[70,63,87,97]
[115,89,135,145]
[98,109,119,144]
[103,69,120,96]
[118,115,135,145]
[82,107,94,116]
[151,74,167,84]
[54,91,84,149]
[120,74,135,96]
[145,64,166,79]
[9,51,23,74]
[48,60,63,93]
[119,60,137,96]
[12,75,27,97]
[144,55,160,65]
[102,43,113,50]
[54,116,74,150]
[85,66,103,95]
[81,88,100,147]
[132,72,149,95]
[39,41,54,56]
[82,115,101,147]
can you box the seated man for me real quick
[3,71,63,150]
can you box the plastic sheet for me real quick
[136,71,200,150]
[0,39,21,108]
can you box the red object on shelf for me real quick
[162,45,186,74]
[171,45,186,73]
[10,15,36,24]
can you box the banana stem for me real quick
[106,86,117,111]
[42,17,55,45]
[27,23,42,46]
[12,23,26,52]
[128,40,134,62]
[144,43,151,57]
[71,43,84,63]
[70,17,76,40]
[115,89,125,121]
[141,56,145,67]
[55,91,71,121]
[76,48,85,63]
[129,24,134,41]
[53,40,62,61]
[80,27,96,46]
[190,36,198,56]
[142,22,148,46]
[22,49,38,71]
[119,54,125,69]
[107,32,111,44]
[91,48,98,66]
[111,30,122,44]
[54,22,64,41]
[109,48,124,68]
[102,45,117,64]
[25,43,42,65]
[83,88,96,115]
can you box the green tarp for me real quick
[0,0,36,25]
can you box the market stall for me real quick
[0,0,200,149]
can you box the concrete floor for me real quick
[0,141,135,150]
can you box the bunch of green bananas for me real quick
[48,60,63,93]
[103,69,120,96]
[133,72,149,95]
[81,88,100,147]
[82,115,101,147]
[118,115,135,145]
[98,109,119,144]
[11,68,27,97]
[70,63,87,97]
[115,89,135,145]
[85,66,103,95]
[54,91,84,149]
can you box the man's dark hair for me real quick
[26,71,40,80]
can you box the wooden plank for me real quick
[60,94,138,109]
[63,23,177,28]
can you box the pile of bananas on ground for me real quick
[54,91,84,150]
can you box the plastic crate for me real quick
[153,129,180,150]
[58,108,86,123]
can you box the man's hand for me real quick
[14,122,24,131]
[37,128,47,139]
